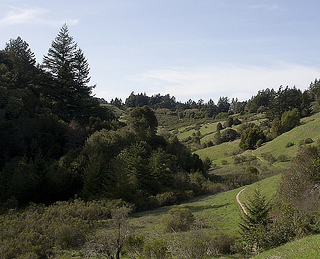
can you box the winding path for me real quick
[236,188,247,215]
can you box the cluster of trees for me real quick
[114,92,245,119]
[0,25,211,210]
[112,84,314,122]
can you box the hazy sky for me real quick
[1,0,319,103]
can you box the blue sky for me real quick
[0,0,319,103]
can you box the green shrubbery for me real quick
[0,199,129,258]
[162,207,195,232]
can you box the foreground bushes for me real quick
[0,199,128,258]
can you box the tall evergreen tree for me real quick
[73,48,93,95]
[42,24,98,123]
[42,24,77,85]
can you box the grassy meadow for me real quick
[84,173,281,259]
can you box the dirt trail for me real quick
[251,150,263,162]
[236,188,247,215]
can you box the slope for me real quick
[254,234,320,259]
[194,112,320,176]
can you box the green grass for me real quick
[193,112,320,176]
[254,234,320,259]
[127,174,281,242]
[254,112,320,160]
[195,140,242,162]
[239,174,282,205]
[129,187,243,238]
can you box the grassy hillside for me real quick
[124,174,281,240]
[254,111,320,160]
[192,112,320,176]
[254,234,320,259]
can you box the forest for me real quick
[1,24,320,258]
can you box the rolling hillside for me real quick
[255,234,320,259]
[192,111,320,177]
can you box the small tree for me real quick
[280,108,300,134]
[83,205,132,259]
[216,122,223,131]
[221,128,238,142]
[127,105,158,137]
[239,186,272,252]
[239,125,265,150]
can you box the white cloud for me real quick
[129,62,319,102]
[249,5,278,10]
[0,5,79,27]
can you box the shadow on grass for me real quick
[185,203,230,213]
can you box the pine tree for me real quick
[42,24,96,122]
[73,48,93,95]
[43,24,92,97]
[5,36,36,66]
[239,186,272,252]
[5,36,36,86]
[42,23,77,85]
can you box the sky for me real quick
[0,0,320,103]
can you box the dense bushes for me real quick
[0,199,128,258]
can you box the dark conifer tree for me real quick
[73,48,93,95]
[4,36,37,87]
[42,24,104,123]
[42,24,77,83]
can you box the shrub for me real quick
[143,239,168,259]
[124,234,145,258]
[261,153,277,163]
[256,138,264,147]
[305,138,314,144]
[207,140,214,147]
[169,230,208,258]
[277,154,290,162]
[221,160,228,165]
[163,207,195,232]
[221,128,238,142]
[246,166,259,175]
[285,142,295,148]
[233,155,247,164]
[298,138,314,146]
[233,118,242,125]
[216,112,228,120]
[168,230,237,258]
[156,192,177,207]
[208,233,237,255]
[0,199,131,258]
